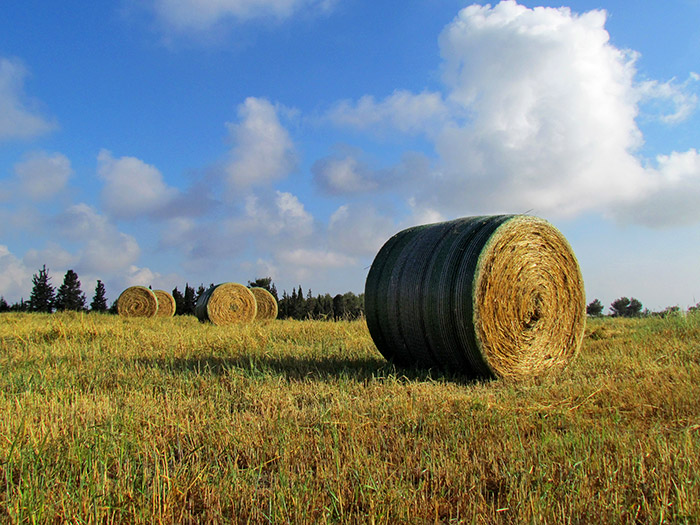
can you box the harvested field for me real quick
[0,312,699,523]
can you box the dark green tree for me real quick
[183,284,196,315]
[586,299,604,316]
[627,298,643,317]
[10,299,28,312]
[29,265,55,313]
[172,287,185,315]
[90,280,108,312]
[610,297,643,317]
[0,297,9,313]
[304,289,317,319]
[54,269,86,311]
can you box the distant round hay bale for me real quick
[250,287,278,321]
[153,289,176,317]
[117,286,158,318]
[195,282,257,325]
[365,215,586,380]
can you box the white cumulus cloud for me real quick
[225,98,297,192]
[0,57,55,141]
[97,149,178,218]
[324,1,700,226]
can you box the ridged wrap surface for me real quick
[195,283,257,325]
[250,287,278,321]
[364,215,586,379]
[117,286,159,318]
[153,290,176,317]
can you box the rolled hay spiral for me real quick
[250,287,278,321]
[116,286,159,318]
[364,215,586,380]
[195,282,257,325]
[153,289,176,317]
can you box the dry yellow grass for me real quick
[0,312,698,523]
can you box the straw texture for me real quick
[153,289,176,317]
[116,286,159,318]
[195,282,257,325]
[250,287,278,321]
[364,215,586,379]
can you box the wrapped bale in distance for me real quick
[195,282,257,325]
[364,215,586,380]
[117,286,159,318]
[250,287,278,321]
[153,289,176,317]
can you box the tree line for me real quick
[586,297,700,317]
[0,266,365,320]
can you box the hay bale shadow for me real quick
[135,354,481,385]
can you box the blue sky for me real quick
[1,0,699,312]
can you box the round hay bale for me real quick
[153,289,176,317]
[250,287,278,321]
[117,286,159,318]
[195,282,257,325]
[364,215,586,380]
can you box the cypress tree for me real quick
[183,284,196,315]
[54,269,86,311]
[29,265,55,313]
[90,280,108,312]
[172,287,185,315]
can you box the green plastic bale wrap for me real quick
[195,282,257,325]
[364,215,586,379]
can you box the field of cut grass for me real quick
[1,311,699,523]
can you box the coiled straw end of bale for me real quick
[195,282,257,325]
[153,289,176,317]
[250,287,278,321]
[117,286,159,318]
[474,216,585,379]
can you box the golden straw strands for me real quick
[195,282,257,325]
[153,289,176,317]
[364,215,586,380]
[250,287,278,321]
[116,286,159,318]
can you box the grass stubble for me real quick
[0,311,699,523]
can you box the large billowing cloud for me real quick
[152,0,336,32]
[0,57,55,141]
[324,1,699,226]
[224,97,297,192]
[98,149,179,218]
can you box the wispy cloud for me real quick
[0,57,55,141]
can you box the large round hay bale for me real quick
[365,215,586,380]
[195,282,257,325]
[117,286,159,318]
[250,287,278,321]
[153,289,176,317]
